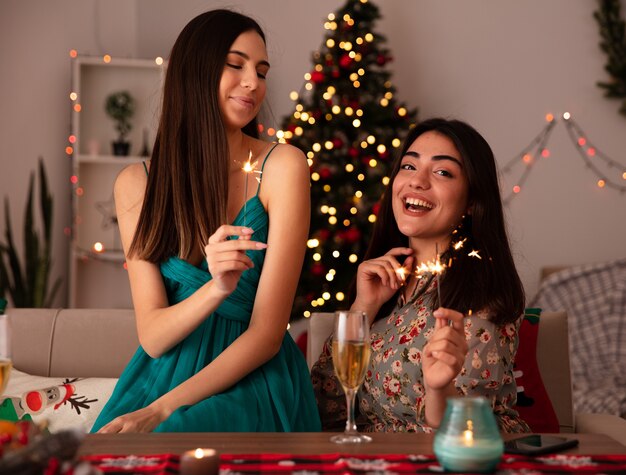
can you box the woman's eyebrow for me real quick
[404,150,463,168]
[228,50,270,68]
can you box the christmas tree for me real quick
[279,0,418,320]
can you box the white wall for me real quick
[1,0,624,307]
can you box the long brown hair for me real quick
[356,118,525,325]
[129,10,265,262]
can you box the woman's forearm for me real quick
[149,325,283,415]
[136,280,227,358]
[424,383,459,428]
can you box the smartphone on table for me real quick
[504,435,579,455]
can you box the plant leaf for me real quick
[3,198,25,306]
[44,277,63,308]
[39,157,53,246]
[24,172,38,306]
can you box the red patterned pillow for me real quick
[513,308,560,432]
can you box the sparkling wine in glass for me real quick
[0,311,11,395]
[330,310,372,444]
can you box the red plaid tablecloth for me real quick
[81,452,626,474]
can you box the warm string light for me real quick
[501,114,557,205]
[68,51,169,272]
[562,114,626,192]
[502,113,626,202]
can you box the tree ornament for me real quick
[372,202,381,216]
[319,167,332,180]
[339,54,353,69]
[311,71,325,84]
[311,263,326,276]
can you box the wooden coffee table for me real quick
[78,432,626,457]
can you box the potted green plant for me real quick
[105,91,135,156]
[0,158,62,308]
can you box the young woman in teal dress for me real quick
[312,118,531,433]
[91,10,320,433]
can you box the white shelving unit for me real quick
[69,56,165,308]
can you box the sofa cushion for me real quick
[512,308,560,432]
[0,368,116,433]
[9,308,138,378]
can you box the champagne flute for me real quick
[330,310,372,444]
[0,310,11,395]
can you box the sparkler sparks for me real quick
[399,239,483,315]
[453,238,466,250]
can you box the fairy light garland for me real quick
[501,114,557,205]
[501,113,626,203]
[68,51,166,271]
[562,114,626,192]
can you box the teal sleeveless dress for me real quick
[91,146,321,432]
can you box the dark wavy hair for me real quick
[129,10,265,262]
[356,118,525,325]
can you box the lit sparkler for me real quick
[241,150,259,228]
[434,243,443,309]
[409,239,482,315]
[412,245,447,309]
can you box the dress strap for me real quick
[256,143,279,196]
[142,161,149,176]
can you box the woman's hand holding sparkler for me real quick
[205,225,268,297]
[351,247,414,322]
[422,308,468,391]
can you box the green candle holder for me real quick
[433,397,504,473]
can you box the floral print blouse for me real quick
[311,272,531,434]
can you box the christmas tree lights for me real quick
[278,0,418,319]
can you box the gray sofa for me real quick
[7,308,626,446]
[307,311,626,445]
[11,308,137,378]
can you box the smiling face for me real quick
[391,130,470,252]
[218,30,269,132]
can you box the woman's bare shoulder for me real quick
[114,162,148,212]
[262,142,307,173]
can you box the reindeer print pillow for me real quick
[0,369,117,433]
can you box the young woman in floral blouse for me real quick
[311,118,531,433]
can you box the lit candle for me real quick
[434,398,503,473]
[180,448,219,475]
[463,420,474,447]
